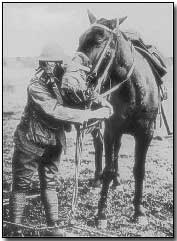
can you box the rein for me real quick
[98,44,135,99]
[91,33,113,76]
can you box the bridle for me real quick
[83,22,135,101]
[89,24,118,76]
[86,23,118,88]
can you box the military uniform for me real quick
[8,42,113,236]
[9,72,95,234]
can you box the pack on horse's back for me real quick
[123,30,167,80]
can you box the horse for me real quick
[76,11,159,225]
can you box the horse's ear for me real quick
[110,18,117,29]
[119,16,127,25]
[87,9,97,24]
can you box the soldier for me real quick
[8,50,113,236]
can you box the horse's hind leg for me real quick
[133,130,153,220]
[112,135,122,188]
[91,129,103,187]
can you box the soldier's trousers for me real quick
[12,144,62,192]
[10,144,62,226]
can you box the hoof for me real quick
[97,219,108,229]
[131,205,147,223]
[111,178,121,189]
[89,178,102,188]
[87,219,96,227]
[135,205,146,216]
[130,215,148,225]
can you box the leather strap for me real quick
[90,23,115,33]
[99,52,135,99]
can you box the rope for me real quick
[3,220,72,237]
[3,220,118,237]
[68,127,83,221]
[71,223,117,237]
[3,221,54,231]
[97,49,135,99]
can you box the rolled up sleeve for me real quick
[28,80,88,124]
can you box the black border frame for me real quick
[2,2,175,239]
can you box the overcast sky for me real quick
[3,3,173,58]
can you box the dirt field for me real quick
[3,62,173,237]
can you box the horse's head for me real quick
[78,11,127,68]
[61,11,128,108]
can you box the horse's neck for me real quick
[112,33,134,81]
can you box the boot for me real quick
[8,192,26,236]
[9,191,26,223]
[41,189,64,237]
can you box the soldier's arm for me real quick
[28,80,95,124]
[28,80,112,124]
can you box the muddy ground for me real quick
[3,64,173,237]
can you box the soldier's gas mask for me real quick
[36,60,64,85]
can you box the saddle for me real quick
[123,30,167,85]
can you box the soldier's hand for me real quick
[78,106,113,125]
[99,98,114,116]
[92,106,113,120]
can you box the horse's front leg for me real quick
[96,124,115,227]
[91,129,103,187]
[133,130,153,220]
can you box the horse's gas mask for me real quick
[61,52,92,107]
